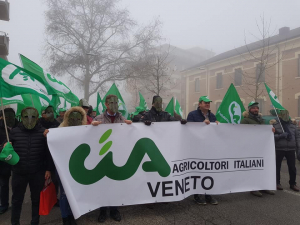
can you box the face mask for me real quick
[153,97,162,112]
[107,97,119,114]
[45,107,54,122]
[279,110,289,122]
[68,111,83,126]
[5,111,16,128]
[21,109,38,130]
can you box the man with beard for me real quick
[5,107,53,225]
[92,94,132,223]
[271,109,300,192]
[241,101,275,197]
[0,108,18,214]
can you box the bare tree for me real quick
[44,0,162,101]
[233,16,285,101]
[126,45,175,103]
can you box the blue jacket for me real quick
[187,108,216,122]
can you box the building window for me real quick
[216,102,221,112]
[234,68,243,86]
[298,55,300,77]
[216,73,223,89]
[256,63,265,83]
[298,96,300,117]
[195,78,200,92]
[257,99,264,114]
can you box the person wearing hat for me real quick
[79,99,93,124]
[0,108,18,214]
[187,96,218,205]
[240,101,275,197]
[5,107,53,225]
[270,109,300,192]
[131,106,146,122]
[142,96,178,123]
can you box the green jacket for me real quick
[240,111,264,125]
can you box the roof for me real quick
[185,27,300,71]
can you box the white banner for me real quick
[47,122,276,219]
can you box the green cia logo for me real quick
[69,129,171,185]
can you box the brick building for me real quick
[182,27,300,118]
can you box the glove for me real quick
[144,121,152,126]
[180,119,187,125]
[280,132,289,139]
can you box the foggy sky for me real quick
[1,0,300,102]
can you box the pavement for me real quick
[1,159,300,225]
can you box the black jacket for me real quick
[187,108,216,122]
[0,119,18,176]
[9,122,54,174]
[142,107,177,122]
[40,117,60,129]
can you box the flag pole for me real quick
[30,94,35,107]
[273,106,284,132]
[0,98,10,142]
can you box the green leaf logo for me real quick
[99,129,113,155]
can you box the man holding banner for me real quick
[187,96,218,205]
[241,101,275,197]
[92,94,132,222]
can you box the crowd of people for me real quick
[0,94,299,225]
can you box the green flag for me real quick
[264,83,285,110]
[103,83,128,118]
[19,54,79,105]
[0,95,25,106]
[216,83,246,124]
[165,97,174,116]
[0,58,51,102]
[16,94,45,117]
[138,92,149,110]
[96,92,105,116]
[174,98,183,117]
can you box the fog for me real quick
[1,0,300,106]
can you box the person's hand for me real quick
[204,119,210,125]
[272,127,275,133]
[92,121,101,126]
[3,142,12,148]
[45,171,51,180]
[216,121,219,125]
[144,121,152,126]
[180,119,187,125]
[124,120,132,125]
[43,129,49,137]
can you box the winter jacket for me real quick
[187,108,216,122]
[141,107,177,122]
[56,117,63,124]
[270,119,300,152]
[87,115,93,125]
[94,110,126,124]
[0,119,18,176]
[240,111,264,125]
[9,123,53,175]
[59,107,87,127]
[40,117,60,129]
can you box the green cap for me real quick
[0,142,19,165]
[248,101,259,109]
[59,108,66,112]
[199,96,212,103]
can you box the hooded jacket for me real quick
[270,119,300,152]
[59,107,87,128]
[240,111,264,125]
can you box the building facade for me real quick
[182,27,300,118]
